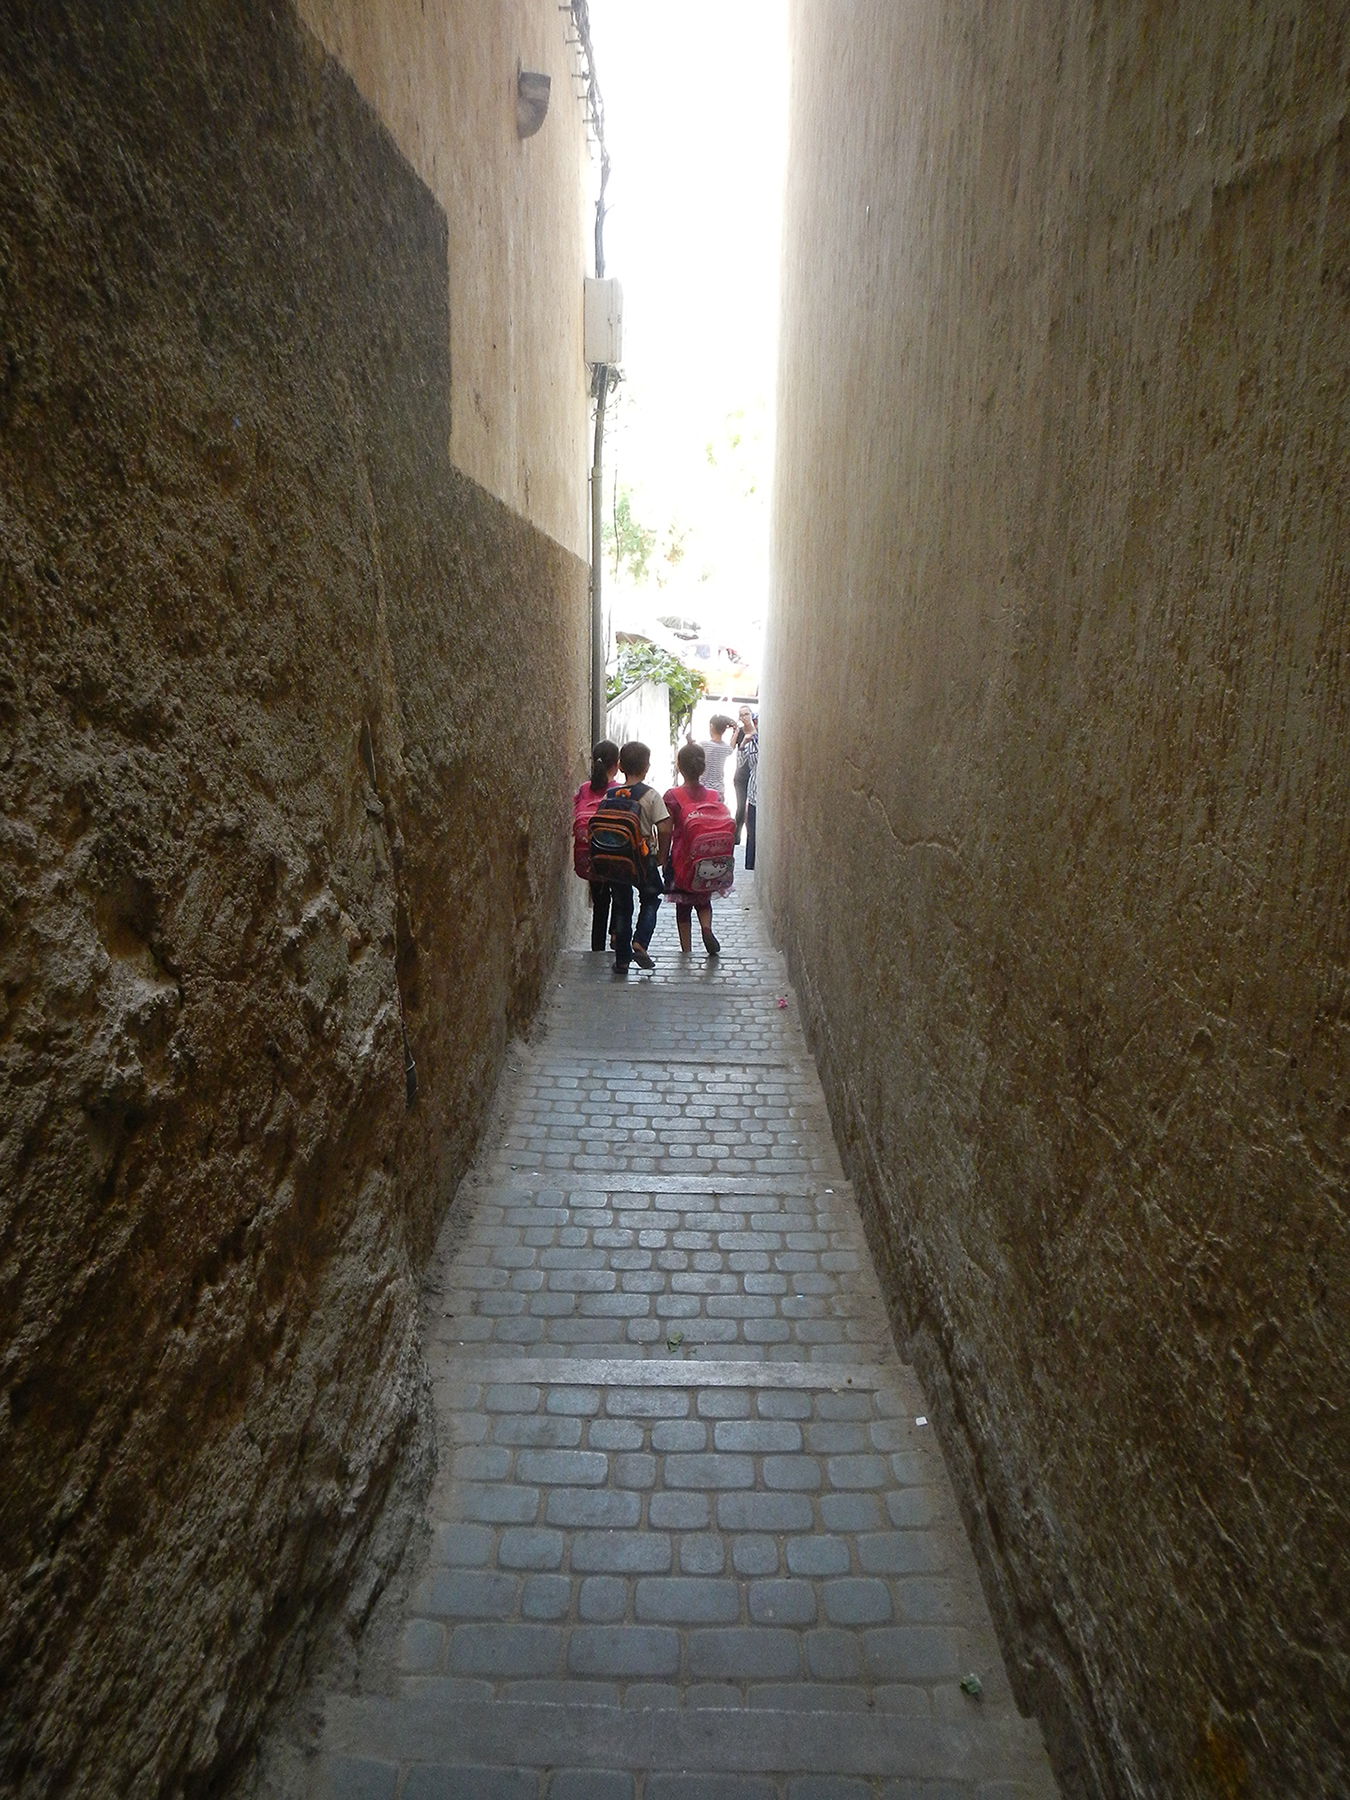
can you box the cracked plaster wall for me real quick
[0,2,587,1794]
[763,4,1349,1796]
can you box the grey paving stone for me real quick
[452,1447,513,1483]
[545,1387,601,1415]
[645,1780,777,1800]
[887,1450,930,1484]
[502,1678,621,1707]
[445,1624,562,1677]
[787,1782,875,1800]
[805,1627,865,1681]
[749,1684,872,1712]
[403,1769,535,1800]
[717,1492,814,1532]
[744,1319,793,1344]
[824,1577,893,1625]
[731,1535,780,1575]
[497,1528,564,1571]
[613,1452,659,1488]
[607,1388,690,1418]
[492,1416,582,1448]
[548,1773,633,1800]
[686,1627,801,1679]
[892,1578,959,1622]
[570,1531,672,1574]
[566,1625,680,1678]
[785,1535,851,1577]
[815,1392,872,1421]
[757,1389,812,1420]
[459,1486,541,1526]
[678,1533,726,1574]
[886,1488,939,1529]
[650,1491,711,1529]
[432,1524,495,1567]
[545,1489,641,1528]
[827,1454,890,1489]
[807,1422,868,1453]
[820,1493,884,1532]
[863,1626,963,1681]
[763,1454,824,1490]
[713,1420,802,1453]
[578,1575,628,1622]
[527,1294,576,1320]
[635,1577,740,1624]
[870,1685,935,1716]
[477,1292,529,1317]
[493,1316,549,1343]
[858,1532,946,1575]
[651,1420,709,1451]
[520,1574,572,1620]
[686,1682,745,1708]
[420,1571,517,1620]
[318,1757,398,1800]
[399,1619,445,1674]
[748,1579,818,1625]
[515,1449,608,1486]
[663,1452,755,1490]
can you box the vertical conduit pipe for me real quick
[590,364,608,748]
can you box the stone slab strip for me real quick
[323,1696,1051,1783]
[460,1359,893,1391]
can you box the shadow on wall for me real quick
[0,2,585,1794]
[763,3,1350,1797]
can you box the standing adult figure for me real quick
[698,713,737,802]
[732,705,758,855]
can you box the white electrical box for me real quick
[585,277,623,367]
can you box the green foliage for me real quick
[606,488,657,583]
[703,404,764,498]
[606,642,707,741]
[604,484,687,586]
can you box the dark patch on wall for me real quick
[766,4,1349,1797]
[0,2,586,1794]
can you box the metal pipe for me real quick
[590,368,609,746]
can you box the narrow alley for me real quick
[4,6,1345,1798]
[310,877,1058,1797]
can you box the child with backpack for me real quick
[573,739,620,952]
[587,740,670,972]
[663,741,736,956]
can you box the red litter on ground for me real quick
[777,997,789,1008]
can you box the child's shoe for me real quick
[702,933,721,956]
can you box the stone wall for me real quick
[0,3,586,1794]
[764,5,1349,1797]
[295,0,593,558]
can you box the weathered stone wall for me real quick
[764,5,1349,1796]
[295,0,592,558]
[0,3,586,1794]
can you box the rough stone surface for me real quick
[279,881,1057,1797]
[765,6,1350,1798]
[0,4,585,1794]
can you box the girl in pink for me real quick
[662,742,735,957]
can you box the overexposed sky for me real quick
[585,1,789,657]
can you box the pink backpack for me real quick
[673,790,735,895]
[573,783,609,878]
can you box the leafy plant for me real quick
[606,642,707,740]
[605,484,687,586]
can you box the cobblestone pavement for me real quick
[314,875,1059,1799]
